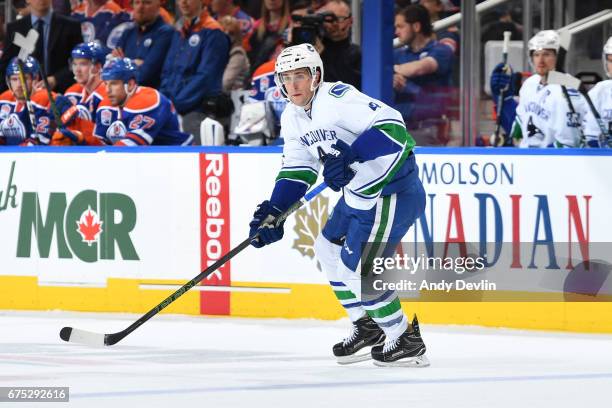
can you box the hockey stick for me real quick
[548,71,610,147]
[492,31,512,147]
[14,61,38,133]
[547,71,587,146]
[36,56,63,129]
[12,30,39,134]
[547,71,608,146]
[60,181,329,346]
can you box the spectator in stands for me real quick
[393,4,454,146]
[211,0,255,38]
[237,0,262,20]
[481,6,523,44]
[0,0,83,93]
[219,16,250,92]
[160,0,230,137]
[113,0,174,88]
[247,0,290,75]
[53,0,71,15]
[318,0,361,89]
[419,0,459,55]
[310,0,327,9]
[71,0,131,49]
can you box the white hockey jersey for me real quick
[583,79,612,144]
[278,82,416,210]
[513,74,588,148]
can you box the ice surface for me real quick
[1,310,612,407]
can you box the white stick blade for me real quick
[547,71,581,89]
[60,327,106,346]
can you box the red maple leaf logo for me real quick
[76,207,103,246]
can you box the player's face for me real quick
[394,15,414,46]
[531,49,557,76]
[9,74,32,101]
[133,0,160,25]
[105,79,128,106]
[72,58,95,85]
[280,68,315,107]
[606,54,612,77]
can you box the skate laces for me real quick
[343,325,359,346]
[382,337,400,353]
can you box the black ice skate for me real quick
[333,315,385,364]
[371,314,430,367]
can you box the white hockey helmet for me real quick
[528,30,560,54]
[274,43,324,100]
[603,36,612,78]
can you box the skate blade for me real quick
[373,355,430,368]
[336,349,373,365]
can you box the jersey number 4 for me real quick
[317,146,327,162]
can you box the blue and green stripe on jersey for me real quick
[275,165,318,187]
[351,119,415,198]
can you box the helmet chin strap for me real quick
[121,81,137,107]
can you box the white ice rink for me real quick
[1,310,612,407]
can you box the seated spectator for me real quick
[419,0,459,55]
[71,0,131,49]
[94,58,193,145]
[318,0,361,89]
[219,16,250,92]
[113,0,174,88]
[481,6,522,44]
[160,0,230,138]
[393,4,454,146]
[211,0,255,38]
[247,0,290,74]
[0,57,56,146]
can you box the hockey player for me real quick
[248,44,429,367]
[93,58,193,146]
[583,36,612,147]
[0,56,56,145]
[491,30,589,147]
[61,42,108,121]
[50,42,110,146]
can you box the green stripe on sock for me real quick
[362,196,391,276]
[366,297,402,319]
[334,290,357,301]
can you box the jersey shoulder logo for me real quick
[329,83,351,98]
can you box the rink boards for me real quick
[1,146,611,332]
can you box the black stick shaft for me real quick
[104,196,311,345]
[37,60,63,128]
[105,236,253,345]
[560,85,586,146]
